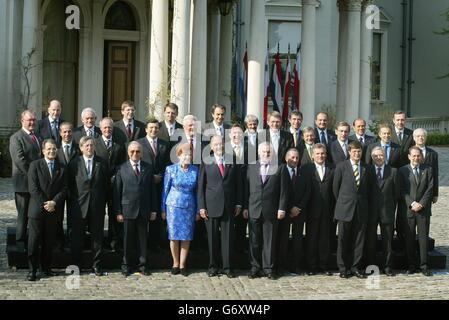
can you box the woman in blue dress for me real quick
[161,143,199,276]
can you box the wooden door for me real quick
[104,41,135,120]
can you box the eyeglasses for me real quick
[129,150,141,154]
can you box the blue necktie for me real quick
[320,131,326,144]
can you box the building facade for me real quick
[0,0,448,135]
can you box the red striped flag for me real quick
[283,54,292,121]
[292,47,301,110]
[270,53,283,114]
[263,51,270,126]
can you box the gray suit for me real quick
[9,129,42,242]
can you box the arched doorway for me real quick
[103,1,138,120]
[42,0,79,124]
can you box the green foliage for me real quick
[426,133,449,146]
[320,104,336,130]
[434,8,449,79]
[0,134,12,178]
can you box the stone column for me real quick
[21,0,42,117]
[149,0,169,120]
[359,0,373,122]
[171,0,191,119]
[218,11,234,123]
[300,0,318,127]
[190,0,207,123]
[246,0,266,126]
[336,0,348,122]
[343,0,362,123]
[206,8,221,122]
[90,0,104,119]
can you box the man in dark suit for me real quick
[27,139,67,281]
[349,118,375,160]
[202,104,231,143]
[113,100,146,145]
[391,111,414,167]
[304,143,335,275]
[9,109,42,250]
[158,102,183,146]
[297,127,315,167]
[55,122,80,250]
[114,141,158,276]
[171,115,203,166]
[288,110,303,148]
[413,128,439,236]
[399,146,434,276]
[68,136,109,276]
[276,148,310,276]
[365,146,399,276]
[137,119,171,251]
[73,107,101,143]
[333,141,374,278]
[329,121,352,165]
[35,100,64,147]
[198,135,242,278]
[314,112,336,156]
[243,142,289,279]
[95,117,127,251]
[366,123,401,168]
[244,114,262,165]
[266,111,294,165]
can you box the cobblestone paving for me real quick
[1,147,448,300]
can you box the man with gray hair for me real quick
[297,127,316,166]
[73,107,101,143]
[35,100,64,147]
[365,146,399,276]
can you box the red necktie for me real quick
[151,140,158,157]
[218,162,225,177]
[127,124,132,138]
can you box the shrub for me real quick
[426,133,449,146]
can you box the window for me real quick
[371,32,382,100]
[105,1,137,31]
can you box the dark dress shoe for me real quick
[339,272,349,279]
[307,270,316,276]
[180,268,188,277]
[266,272,277,280]
[42,270,58,277]
[140,269,151,276]
[324,270,333,276]
[224,270,236,278]
[384,268,395,277]
[248,270,260,279]
[352,270,367,279]
[93,268,106,276]
[406,268,416,275]
[171,267,180,275]
[27,272,38,281]
[421,268,432,277]
[207,269,218,277]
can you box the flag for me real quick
[283,53,292,121]
[270,52,283,115]
[292,47,301,110]
[238,48,248,114]
[263,51,270,126]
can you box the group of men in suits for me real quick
[10,101,438,280]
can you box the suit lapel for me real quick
[379,166,389,189]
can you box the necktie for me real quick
[51,121,58,140]
[86,159,92,179]
[169,126,174,137]
[30,132,38,145]
[234,146,241,159]
[354,164,360,188]
[342,143,348,157]
[216,126,223,137]
[307,145,312,159]
[189,138,194,155]
[64,145,70,163]
[151,140,158,156]
[359,137,364,145]
[383,145,390,164]
[413,166,419,184]
[127,123,132,138]
[106,139,112,149]
[398,132,403,144]
[87,129,91,137]
[377,167,382,185]
[134,163,140,177]
[293,131,298,147]
[48,161,53,178]
[317,165,324,181]
[320,130,326,144]
[218,162,225,177]
[261,164,268,184]
[291,168,297,181]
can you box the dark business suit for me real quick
[137,137,171,250]
[68,155,109,269]
[289,128,303,149]
[55,141,81,248]
[95,137,127,250]
[35,117,64,147]
[276,164,310,273]
[366,141,402,169]
[304,163,335,272]
[365,165,399,269]
[266,130,294,164]
[333,160,374,273]
[9,129,42,243]
[27,159,66,272]
[398,164,434,270]
[72,126,101,144]
[113,119,146,145]
[391,127,414,167]
[297,141,314,167]
[349,134,375,161]
[158,121,183,147]
[422,147,439,236]
[244,162,289,274]
[114,161,157,273]
[202,122,231,142]
[244,132,260,165]
[314,128,336,160]
[329,140,351,165]
[198,159,242,272]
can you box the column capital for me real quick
[338,0,362,12]
[361,0,374,10]
[302,0,319,6]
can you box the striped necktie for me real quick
[353,164,360,188]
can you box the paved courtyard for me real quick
[1,147,449,300]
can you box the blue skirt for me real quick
[166,205,196,241]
